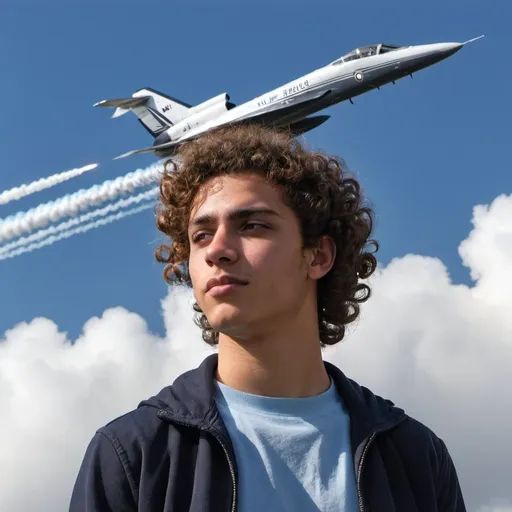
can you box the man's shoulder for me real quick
[368,395,463,507]
[393,413,447,455]
[100,402,161,437]
[94,389,178,457]
[91,355,221,452]
[366,391,450,474]
[340,372,448,463]
[342,379,465,510]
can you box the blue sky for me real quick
[0,0,510,340]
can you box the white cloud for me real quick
[1,193,512,511]
[477,505,512,512]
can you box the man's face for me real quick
[187,172,312,340]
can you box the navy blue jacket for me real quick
[70,354,466,511]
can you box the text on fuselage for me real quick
[257,79,310,107]
[283,79,309,97]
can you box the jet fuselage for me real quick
[151,42,463,158]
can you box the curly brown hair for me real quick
[155,123,378,347]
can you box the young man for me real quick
[70,125,466,511]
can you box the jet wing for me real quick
[114,140,177,160]
[287,115,330,136]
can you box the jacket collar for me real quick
[141,353,406,451]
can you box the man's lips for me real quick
[205,275,249,292]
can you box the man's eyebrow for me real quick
[189,207,281,228]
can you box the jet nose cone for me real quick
[440,42,464,56]
[420,42,464,56]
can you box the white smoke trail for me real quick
[0,188,158,255]
[0,162,163,243]
[0,163,98,206]
[0,202,154,260]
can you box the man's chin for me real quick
[205,304,249,334]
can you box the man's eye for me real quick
[192,233,209,243]
[243,222,266,230]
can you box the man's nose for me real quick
[205,229,239,266]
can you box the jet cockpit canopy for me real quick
[330,44,403,65]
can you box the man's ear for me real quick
[306,236,336,280]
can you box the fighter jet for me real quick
[95,36,483,160]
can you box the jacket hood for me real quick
[138,354,406,447]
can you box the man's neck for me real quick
[215,325,330,399]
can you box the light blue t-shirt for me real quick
[214,377,359,511]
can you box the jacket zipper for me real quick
[356,417,407,512]
[207,427,237,512]
[356,431,376,512]
[157,410,237,512]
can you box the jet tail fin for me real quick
[94,95,171,136]
[132,88,191,125]
[94,97,151,118]
[94,87,192,138]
